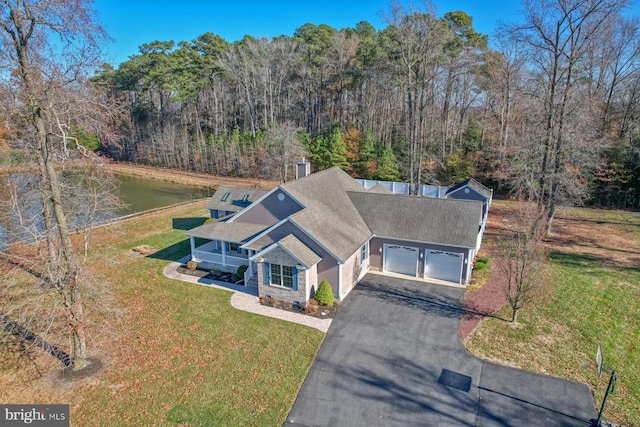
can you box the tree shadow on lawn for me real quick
[550,250,640,273]
[555,213,640,228]
[172,217,207,230]
[147,239,191,262]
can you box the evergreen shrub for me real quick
[314,280,334,307]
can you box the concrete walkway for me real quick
[162,257,332,333]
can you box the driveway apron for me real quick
[285,274,596,427]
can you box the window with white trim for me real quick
[269,263,296,289]
[360,241,369,264]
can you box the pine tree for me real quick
[306,123,348,171]
[374,143,401,181]
[357,130,378,178]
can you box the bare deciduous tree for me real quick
[382,0,452,192]
[0,160,121,370]
[263,123,307,182]
[0,0,112,370]
[513,0,630,232]
[500,198,548,324]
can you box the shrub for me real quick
[474,261,488,271]
[186,260,198,270]
[469,254,492,290]
[235,265,248,281]
[476,255,490,264]
[474,255,492,272]
[314,281,334,307]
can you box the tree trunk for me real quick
[36,115,87,369]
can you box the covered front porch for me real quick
[189,238,258,286]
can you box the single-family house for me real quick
[185,165,490,304]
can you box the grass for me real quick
[0,201,325,426]
[560,205,640,241]
[466,204,640,426]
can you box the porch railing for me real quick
[193,248,249,268]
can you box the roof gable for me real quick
[230,187,305,226]
[252,234,321,269]
[445,178,492,201]
[280,167,372,262]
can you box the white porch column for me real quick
[248,250,254,276]
[189,237,196,261]
[221,241,227,266]
[305,269,310,300]
[337,263,343,300]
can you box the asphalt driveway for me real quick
[285,274,596,427]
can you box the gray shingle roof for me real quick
[347,191,483,248]
[206,186,269,212]
[368,183,393,194]
[190,168,486,258]
[281,167,372,262]
[185,220,267,243]
[445,178,492,200]
[277,234,322,268]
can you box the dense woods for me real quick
[4,0,640,211]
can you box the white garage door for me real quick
[425,251,463,283]
[384,245,419,276]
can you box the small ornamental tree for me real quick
[500,199,548,323]
[314,280,334,307]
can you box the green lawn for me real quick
[72,202,325,426]
[466,205,640,426]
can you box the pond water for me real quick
[116,174,212,215]
[0,172,212,247]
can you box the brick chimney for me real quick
[296,157,311,179]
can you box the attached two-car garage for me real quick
[382,243,464,283]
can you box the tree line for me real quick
[91,1,640,213]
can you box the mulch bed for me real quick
[460,204,511,341]
[259,297,338,319]
[177,265,338,319]
[176,265,239,283]
[460,244,508,341]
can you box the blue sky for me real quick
[94,0,638,67]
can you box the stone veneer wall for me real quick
[257,247,308,304]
